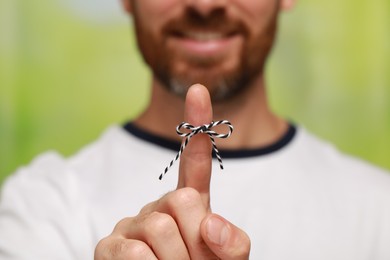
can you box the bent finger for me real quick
[95,237,157,260]
[112,214,190,260]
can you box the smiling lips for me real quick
[170,30,241,56]
[182,31,229,41]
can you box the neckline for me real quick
[123,122,297,158]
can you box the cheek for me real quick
[234,0,278,25]
[135,0,180,18]
[134,0,180,38]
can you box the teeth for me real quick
[184,32,224,41]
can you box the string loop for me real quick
[159,120,233,180]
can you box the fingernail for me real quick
[206,216,229,246]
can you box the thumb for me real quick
[177,84,213,208]
[201,214,251,260]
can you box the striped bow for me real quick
[159,120,233,180]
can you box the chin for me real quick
[160,74,249,103]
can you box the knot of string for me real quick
[159,120,233,180]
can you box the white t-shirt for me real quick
[1,124,389,259]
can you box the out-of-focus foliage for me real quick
[0,0,389,184]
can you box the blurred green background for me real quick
[0,0,389,184]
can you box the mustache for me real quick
[162,8,248,36]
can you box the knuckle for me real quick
[143,212,177,239]
[113,217,133,233]
[139,201,157,215]
[94,236,110,259]
[97,238,151,259]
[167,187,202,209]
[95,236,148,260]
[116,240,151,259]
[113,239,132,256]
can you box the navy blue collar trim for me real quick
[123,122,296,158]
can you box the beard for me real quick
[132,5,279,102]
[154,47,262,102]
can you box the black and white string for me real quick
[159,120,233,180]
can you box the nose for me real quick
[185,0,227,17]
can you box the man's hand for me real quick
[95,84,250,259]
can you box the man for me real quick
[1,0,390,259]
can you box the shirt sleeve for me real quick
[0,152,94,260]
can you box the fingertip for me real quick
[201,214,251,259]
[202,214,230,246]
[185,84,212,125]
[186,84,209,99]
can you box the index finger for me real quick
[177,84,213,208]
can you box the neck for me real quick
[134,75,288,150]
